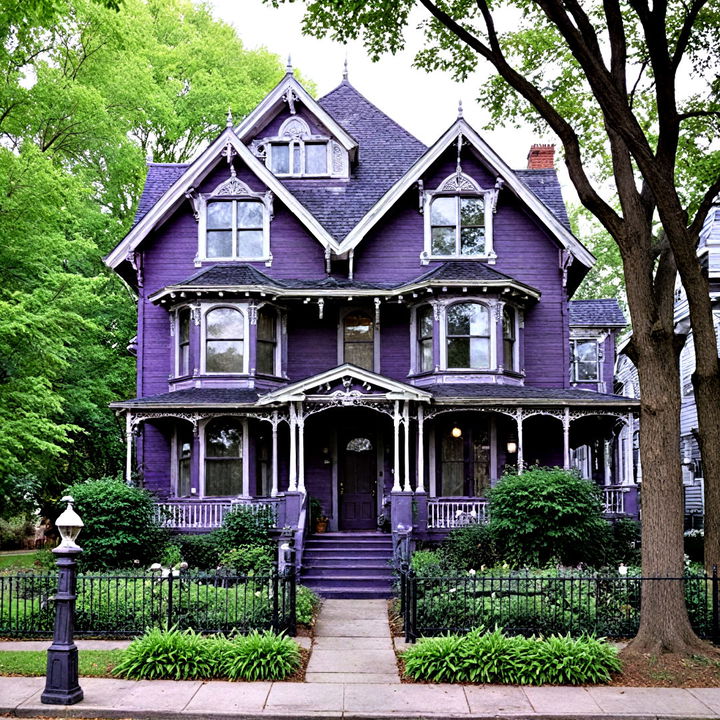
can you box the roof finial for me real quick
[226,107,233,128]
[286,54,293,75]
[457,99,463,119]
[342,55,349,82]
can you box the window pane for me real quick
[418,307,433,339]
[236,230,264,257]
[180,345,190,375]
[344,313,374,340]
[206,420,242,458]
[179,310,190,343]
[258,309,276,341]
[448,337,470,368]
[431,227,455,255]
[431,196,456,225]
[420,338,434,372]
[469,337,490,368]
[207,230,232,257]
[271,144,289,173]
[441,434,464,496]
[207,202,232,229]
[236,201,263,228]
[468,305,489,335]
[293,144,301,173]
[460,197,484,226]
[205,460,242,496]
[207,308,244,339]
[504,338,515,371]
[448,303,488,336]
[257,340,275,375]
[577,360,598,380]
[305,143,327,174]
[575,341,598,380]
[503,307,515,339]
[178,427,192,498]
[460,226,486,255]
[345,342,374,370]
[207,340,244,372]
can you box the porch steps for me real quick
[300,532,394,599]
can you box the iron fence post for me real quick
[167,570,174,630]
[712,565,719,644]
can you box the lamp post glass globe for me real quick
[56,495,83,549]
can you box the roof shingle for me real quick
[569,299,626,327]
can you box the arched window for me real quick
[177,308,190,376]
[205,419,243,496]
[206,199,264,259]
[343,312,374,371]
[503,306,516,371]
[268,117,329,176]
[417,306,434,373]
[446,303,490,369]
[206,307,244,373]
[257,306,278,376]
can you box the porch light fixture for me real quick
[451,426,462,438]
[506,440,518,455]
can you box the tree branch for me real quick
[672,0,708,70]
[689,177,720,239]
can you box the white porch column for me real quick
[624,413,634,485]
[604,439,612,485]
[515,409,524,474]
[297,402,306,494]
[416,405,425,492]
[392,400,402,491]
[271,411,279,497]
[288,404,297,492]
[403,401,411,492]
[563,407,571,471]
[125,412,133,484]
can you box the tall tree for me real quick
[0,0,285,516]
[270,0,720,653]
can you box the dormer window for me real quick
[195,172,273,266]
[447,302,491,369]
[572,339,600,382]
[422,172,499,264]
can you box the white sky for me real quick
[208,0,552,171]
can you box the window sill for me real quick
[420,253,497,266]
[195,256,273,267]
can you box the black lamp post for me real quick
[41,495,84,706]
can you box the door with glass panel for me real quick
[439,420,491,497]
[339,430,377,530]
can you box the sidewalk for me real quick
[3,600,720,719]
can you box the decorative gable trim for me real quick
[234,75,358,159]
[338,119,595,269]
[104,128,341,271]
[257,363,432,405]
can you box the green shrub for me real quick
[174,533,224,570]
[442,524,498,571]
[403,628,621,685]
[601,519,641,568]
[113,627,221,680]
[160,543,183,568]
[488,467,607,567]
[296,585,320,626]
[220,630,300,680]
[64,478,167,570]
[217,506,274,549]
[410,550,448,576]
[0,515,34,550]
[220,544,274,574]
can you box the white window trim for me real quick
[337,307,381,372]
[501,303,520,373]
[256,303,283,377]
[174,305,192,379]
[199,417,250,499]
[420,173,498,264]
[201,303,250,376]
[195,174,273,266]
[443,299,496,371]
[571,338,601,383]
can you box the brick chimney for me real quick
[527,144,555,169]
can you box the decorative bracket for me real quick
[282,88,299,115]
[185,187,200,222]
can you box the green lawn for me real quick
[0,649,124,677]
[0,552,45,571]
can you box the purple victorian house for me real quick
[106,67,638,597]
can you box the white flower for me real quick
[255,591,262,597]
[179,562,188,570]
[149,563,162,571]
[618,564,628,576]
[468,569,476,576]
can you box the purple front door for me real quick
[339,432,377,530]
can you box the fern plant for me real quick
[220,630,301,681]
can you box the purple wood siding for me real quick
[379,305,411,381]
[141,423,172,498]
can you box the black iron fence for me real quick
[398,566,720,643]
[0,568,296,638]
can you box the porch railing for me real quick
[602,486,630,515]
[427,499,489,529]
[155,498,281,531]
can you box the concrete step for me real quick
[301,574,393,588]
[303,547,393,558]
[305,557,392,568]
[303,565,394,578]
[303,585,393,599]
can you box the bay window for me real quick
[503,306,516,371]
[177,308,190,376]
[446,303,491,369]
[205,307,245,373]
[417,306,434,372]
[257,306,278,375]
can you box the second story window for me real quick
[265,117,330,177]
[447,303,490,369]
[343,312,374,371]
[572,339,600,381]
[503,306,516,371]
[257,306,278,375]
[417,306,434,372]
[430,196,486,256]
[206,199,264,259]
[206,307,245,373]
[177,308,190,376]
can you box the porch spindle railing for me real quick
[427,499,488,529]
[602,487,627,515]
[154,499,280,530]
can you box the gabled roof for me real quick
[105,128,342,272]
[235,72,358,156]
[337,118,595,269]
[276,81,427,242]
[134,163,189,227]
[569,299,626,327]
[258,363,432,404]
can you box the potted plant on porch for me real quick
[310,497,329,533]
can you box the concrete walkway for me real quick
[305,599,399,684]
